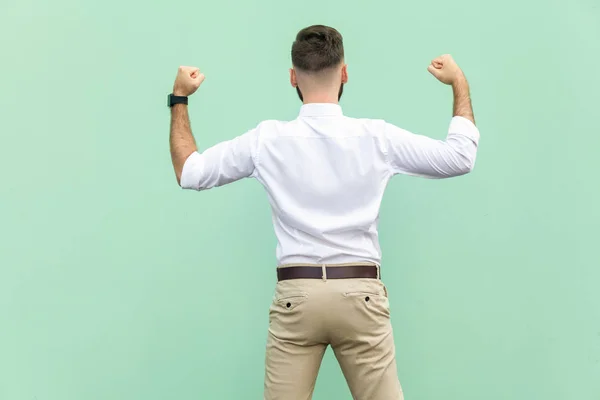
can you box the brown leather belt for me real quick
[277,265,379,281]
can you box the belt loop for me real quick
[376,263,381,280]
[322,264,327,281]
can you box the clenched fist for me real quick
[173,66,205,97]
[427,55,465,85]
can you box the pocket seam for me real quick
[275,292,308,302]
[343,291,385,298]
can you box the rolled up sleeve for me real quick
[180,129,259,190]
[385,116,480,178]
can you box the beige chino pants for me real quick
[264,263,404,400]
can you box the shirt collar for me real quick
[299,103,343,117]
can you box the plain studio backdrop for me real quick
[1,0,599,399]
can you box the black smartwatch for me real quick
[168,93,188,107]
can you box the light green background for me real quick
[1,0,599,399]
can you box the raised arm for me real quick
[168,66,258,191]
[169,66,204,185]
[385,55,480,179]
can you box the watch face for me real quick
[168,93,173,107]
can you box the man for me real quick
[168,25,478,400]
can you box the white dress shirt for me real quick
[181,103,480,266]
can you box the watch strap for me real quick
[168,93,188,107]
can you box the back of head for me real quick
[291,25,344,73]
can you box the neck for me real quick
[301,91,339,105]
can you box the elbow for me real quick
[177,169,205,191]
[442,137,478,177]
[456,155,476,176]
[440,153,476,178]
[446,143,477,177]
[175,151,200,190]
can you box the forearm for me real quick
[452,75,475,125]
[170,104,198,185]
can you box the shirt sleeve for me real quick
[180,128,259,190]
[384,116,480,178]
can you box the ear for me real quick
[341,64,348,84]
[290,68,297,87]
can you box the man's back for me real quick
[255,104,391,266]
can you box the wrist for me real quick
[451,73,468,90]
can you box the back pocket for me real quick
[275,293,308,311]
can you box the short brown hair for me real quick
[291,25,344,72]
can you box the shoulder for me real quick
[252,119,298,139]
[341,116,388,136]
[255,119,289,130]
